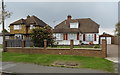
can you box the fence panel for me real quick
[6,39,34,47]
[6,39,22,47]
[25,39,33,47]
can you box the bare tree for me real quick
[0,5,12,24]
[1,0,12,52]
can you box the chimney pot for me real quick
[67,15,72,20]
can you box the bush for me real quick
[93,45,100,48]
[31,26,55,47]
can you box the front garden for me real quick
[48,44,100,49]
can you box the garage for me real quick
[99,33,114,44]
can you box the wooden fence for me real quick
[6,39,33,47]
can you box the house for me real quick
[53,15,100,45]
[9,15,49,39]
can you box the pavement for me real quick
[105,45,118,63]
[0,62,109,73]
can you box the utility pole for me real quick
[2,0,6,52]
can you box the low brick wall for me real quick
[6,40,107,58]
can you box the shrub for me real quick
[93,44,100,48]
[31,26,55,47]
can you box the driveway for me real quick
[106,45,118,63]
[105,45,118,73]
[1,62,109,73]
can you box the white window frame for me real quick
[68,33,77,40]
[54,33,63,40]
[14,25,22,30]
[30,25,35,29]
[85,34,94,42]
[70,22,78,28]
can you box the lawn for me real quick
[0,44,2,48]
[2,52,114,73]
[48,45,101,48]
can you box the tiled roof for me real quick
[10,15,47,27]
[53,18,99,33]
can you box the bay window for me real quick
[54,33,63,40]
[68,33,76,40]
[85,34,94,41]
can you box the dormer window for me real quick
[30,25,35,29]
[70,22,78,28]
[14,25,22,30]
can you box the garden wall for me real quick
[6,40,107,58]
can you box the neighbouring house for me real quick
[9,15,49,39]
[53,15,100,45]
[99,33,114,44]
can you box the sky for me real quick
[0,1,118,35]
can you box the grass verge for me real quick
[2,52,114,72]
[0,44,2,48]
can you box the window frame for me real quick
[68,33,77,40]
[85,34,94,42]
[14,25,22,30]
[30,25,35,29]
[54,33,63,40]
[70,22,79,28]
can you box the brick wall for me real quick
[6,40,107,58]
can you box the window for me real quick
[14,25,22,30]
[30,25,35,29]
[85,34,94,41]
[70,22,78,28]
[68,33,76,40]
[54,33,63,40]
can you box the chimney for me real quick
[27,15,30,18]
[67,15,72,20]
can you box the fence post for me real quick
[70,40,74,50]
[22,40,25,48]
[44,39,47,50]
[102,39,107,57]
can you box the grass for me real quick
[0,44,2,48]
[48,45,101,48]
[2,52,114,73]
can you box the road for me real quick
[1,62,109,73]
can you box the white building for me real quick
[53,15,100,45]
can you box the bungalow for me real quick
[9,15,50,39]
[53,15,100,45]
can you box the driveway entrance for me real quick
[106,45,118,63]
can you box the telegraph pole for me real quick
[2,0,6,52]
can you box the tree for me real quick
[31,26,55,47]
[115,22,120,36]
[1,0,12,52]
[2,29,9,33]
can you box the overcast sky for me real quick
[0,2,118,35]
